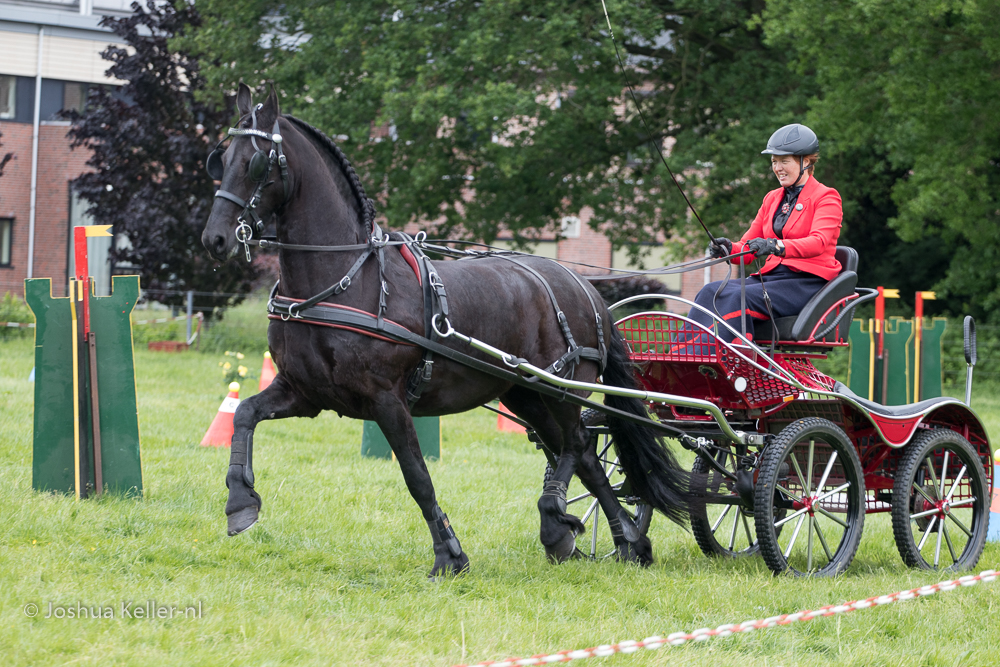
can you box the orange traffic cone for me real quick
[201,382,241,447]
[259,351,277,391]
[496,402,526,433]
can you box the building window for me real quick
[0,219,12,267]
[0,76,14,119]
[63,82,90,115]
[560,216,581,238]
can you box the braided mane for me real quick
[282,114,376,229]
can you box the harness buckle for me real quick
[337,275,352,292]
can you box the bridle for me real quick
[206,103,291,261]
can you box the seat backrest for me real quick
[835,246,858,274]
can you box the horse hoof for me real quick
[545,529,579,564]
[615,536,653,566]
[429,552,470,579]
[227,506,259,536]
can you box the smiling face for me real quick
[770,154,810,188]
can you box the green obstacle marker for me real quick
[361,418,440,461]
[847,310,946,405]
[25,225,142,498]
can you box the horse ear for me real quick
[261,85,281,121]
[236,83,253,117]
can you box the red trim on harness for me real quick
[267,314,415,345]
[399,245,422,285]
[270,298,417,344]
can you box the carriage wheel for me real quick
[754,418,865,577]
[890,429,989,571]
[690,445,763,558]
[542,410,653,559]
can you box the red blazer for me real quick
[731,176,843,281]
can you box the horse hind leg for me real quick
[501,389,586,563]
[226,374,319,535]
[371,393,469,578]
[575,439,654,566]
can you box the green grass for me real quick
[1,336,998,666]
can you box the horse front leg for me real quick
[226,374,319,535]
[371,393,469,578]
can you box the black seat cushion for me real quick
[835,246,858,274]
[755,270,858,342]
[833,381,956,417]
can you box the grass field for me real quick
[1,333,998,667]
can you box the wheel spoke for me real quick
[783,514,806,559]
[814,518,834,560]
[815,451,839,494]
[924,457,941,500]
[912,482,937,505]
[807,514,814,572]
[774,505,809,528]
[806,439,815,496]
[580,498,600,524]
[934,515,944,567]
[711,504,733,533]
[788,453,808,497]
[814,481,851,505]
[941,519,957,564]
[741,513,754,548]
[815,505,849,529]
[917,516,937,550]
[938,451,950,500]
[945,512,973,538]
[590,510,599,558]
[945,465,968,502]
[775,484,804,503]
[728,507,740,551]
[946,497,976,509]
[910,507,940,521]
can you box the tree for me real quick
[182,0,805,256]
[762,0,1000,319]
[69,0,255,313]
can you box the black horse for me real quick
[201,84,694,576]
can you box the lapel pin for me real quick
[795,203,803,211]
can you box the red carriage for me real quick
[565,246,992,576]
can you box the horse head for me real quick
[202,83,288,261]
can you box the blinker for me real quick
[206,147,225,180]
[248,149,269,182]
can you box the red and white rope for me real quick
[451,569,997,667]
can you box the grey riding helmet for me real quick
[761,123,819,156]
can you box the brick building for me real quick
[0,0,128,298]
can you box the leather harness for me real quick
[211,112,608,412]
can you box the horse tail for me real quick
[601,322,692,526]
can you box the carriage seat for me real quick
[755,246,859,343]
[832,381,955,418]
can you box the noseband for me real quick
[207,103,290,261]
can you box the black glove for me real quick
[708,237,733,258]
[746,237,781,258]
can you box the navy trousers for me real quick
[689,265,828,342]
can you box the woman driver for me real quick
[689,123,843,342]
